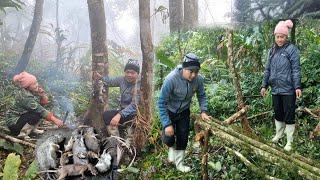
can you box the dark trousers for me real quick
[272,94,296,124]
[162,109,190,150]
[8,112,41,136]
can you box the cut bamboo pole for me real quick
[206,124,320,179]
[200,130,209,180]
[247,111,272,120]
[226,30,252,134]
[224,146,280,180]
[196,117,320,178]
[224,105,249,125]
[210,118,320,174]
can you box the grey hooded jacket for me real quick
[158,66,208,128]
[262,43,301,95]
[102,76,140,119]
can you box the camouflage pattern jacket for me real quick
[5,83,49,126]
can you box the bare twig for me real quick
[247,111,272,120]
[0,132,36,148]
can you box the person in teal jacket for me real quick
[158,53,212,172]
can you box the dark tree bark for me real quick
[135,0,154,150]
[14,0,44,74]
[183,0,198,30]
[169,0,183,33]
[85,0,108,131]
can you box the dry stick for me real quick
[300,107,320,119]
[198,121,319,179]
[217,119,320,175]
[247,111,272,120]
[200,130,209,180]
[197,119,320,177]
[209,128,319,180]
[0,132,36,148]
[224,146,280,180]
[223,105,249,125]
[226,30,253,134]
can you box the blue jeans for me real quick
[162,109,190,150]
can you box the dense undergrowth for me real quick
[0,18,320,179]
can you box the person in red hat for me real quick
[6,71,63,139]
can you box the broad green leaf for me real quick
[3,153,21,180]
[0,139,24,155]
[125,166,140,174]
[208,161,222,172]
[13,143,24,155]
[23,161,39,180]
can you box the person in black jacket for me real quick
[261,19,302,151]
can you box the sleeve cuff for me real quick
[201,110,207,114]
[163,123,172,129]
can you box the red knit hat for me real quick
[13,71,37,88]
[274,20,293,36]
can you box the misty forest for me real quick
[0,0,320,179]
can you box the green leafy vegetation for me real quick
[2,153,21,180]
[0,14,319,179]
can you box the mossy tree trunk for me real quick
[85,0,108,131]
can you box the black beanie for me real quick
[124,59,140,73]
[182,53,200,70]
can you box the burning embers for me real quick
[36,126,135,179]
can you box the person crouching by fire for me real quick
[94,59,141,146]
[5,71,63,139]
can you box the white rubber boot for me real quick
[272,120,285,143]
[284,124,295,151]
[168,147,175,163]
[175,150,191,172]
[17,123,33,139]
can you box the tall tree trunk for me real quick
[227,30,253,135]
[14,0,44,74]
[0,19,6,52]
[169,0,183,33]
[86,0,108,131]
[183,0,198,30]
[136,0,154,150]
[55,0,62,69]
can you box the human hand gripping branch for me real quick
[201,112,212,122]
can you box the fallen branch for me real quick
[299,107,320,119]
[0,132,36,148]
[247,111,272,120]
[223,105,249,125]
[224,146,280,180]
[200,130,209,180]
[196,117,320,178]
